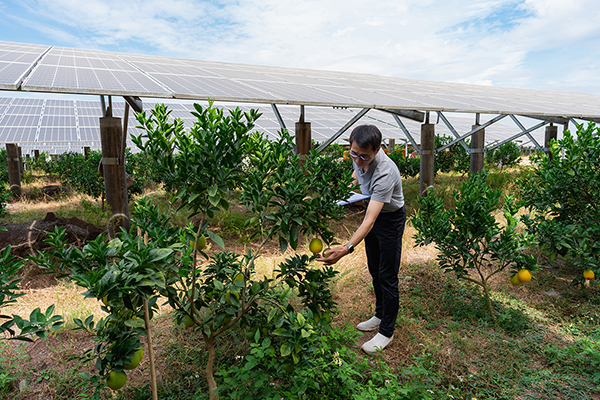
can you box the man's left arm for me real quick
[317,200,384,265]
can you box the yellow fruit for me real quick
[309,238,323,254]
[107,370,127,391]
[124,348,143,370]
[196,235,207,251]
[583,270,595,280]
[102,295,109,307]
[225,291,240,305]
[182,315,194,327]
[510,274,522,286]
[517,269,532,283]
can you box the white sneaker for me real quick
[362,333,393,355]
[356,316,381,331]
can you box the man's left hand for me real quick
[316,246,348,265]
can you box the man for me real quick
[318,124,406,354]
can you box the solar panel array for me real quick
[0,97,545,156]
[1,40,599,119]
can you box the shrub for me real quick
[487,141,521,169]
[0,149,8,185]
[518,122,600,283]
[0,187,9,216]
[435,135,456,173]
[388,146,420,178]
[412,170,538,320]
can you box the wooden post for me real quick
[17,146,23,178]
[6,144,21,197]
[470,125,485,175]
[84,147,90,160]
[100,116,130,238]
[295,122,311,163]
[34,149,40,159]
[388,138,396,152]
[545,124,558,160]
[419,124,435,197]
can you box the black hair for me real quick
[348,125,382,152]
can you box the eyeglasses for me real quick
[349,151,373,161]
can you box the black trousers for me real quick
[364,206,406,338]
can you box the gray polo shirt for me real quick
[353,150,404,213]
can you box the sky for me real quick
[1,0,600,97]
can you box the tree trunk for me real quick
[482,281,496,321]
[206,336,219,400]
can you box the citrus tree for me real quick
[487,141,521,170]
[412,171,538,320]
[518,122,600,284]
[36,102,354,400]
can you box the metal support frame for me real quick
[436,112,471,151]
[100,95,113,117]
[523,115,570,125]
[580,117,600,125]
[121,102,130,163]
[123,96,143,113]
[436,112,508,153]
[271,104,287,132]
[487,119,549,152]
[509,115,545,152]
[391,114,422,154]
[315,108,370,153]
[379,108,425,123]
[570,118,582,130]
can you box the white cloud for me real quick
[2,0,599,94]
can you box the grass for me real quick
[1,167,600,399]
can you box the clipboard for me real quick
[337,192,371,206]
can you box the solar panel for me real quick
[1,40,599,119]
[0,95,576,156]
[21,46,172,98]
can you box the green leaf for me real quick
[279,236,288,254]
[208,185,218,197]
[281,342,293,357]
[208,195,220,207]
[268,308,277,322]
[206,230,225,250]
[124,318,145,328]
[272,328,287,336]
[148,248,173,263]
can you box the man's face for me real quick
[350,142,379,170]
